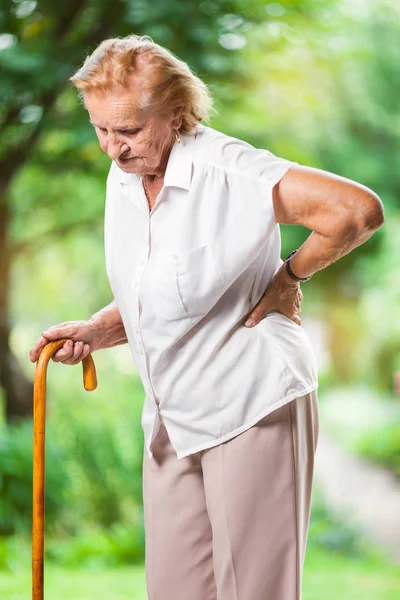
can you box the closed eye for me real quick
[118,129,141,135]
[93,124,141,135]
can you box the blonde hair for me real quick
[69,34,215,135]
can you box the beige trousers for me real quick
[142,390,319,600]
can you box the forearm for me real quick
[289,216,382,280]
[88,299,128,350]
[273,165,385,279]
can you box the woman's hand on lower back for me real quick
[244,262,303,328]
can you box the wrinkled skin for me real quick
[29,319,107,365]
[244,262,303,328]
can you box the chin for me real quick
[119,164,136,172]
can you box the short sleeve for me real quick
[251,149,298,187]
[214,135,298,187]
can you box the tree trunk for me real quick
[0,192,34,422]
[0,2,123,422]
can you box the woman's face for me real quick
[85,84,180,177]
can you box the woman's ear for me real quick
[171,105,184,129]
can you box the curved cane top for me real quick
[35,338,97,391]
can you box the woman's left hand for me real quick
[244,262,303,327]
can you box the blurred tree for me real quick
[1,0,127,421]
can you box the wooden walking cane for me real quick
[32,339,97,600]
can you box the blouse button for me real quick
[171,254,179,261]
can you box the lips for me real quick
[119,155,141,162]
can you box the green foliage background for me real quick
[1,0,400,595]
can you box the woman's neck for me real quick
[144,173,164,186]
[144,137,174,183]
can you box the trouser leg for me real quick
[201,390,319,600]
[142,423,217,600]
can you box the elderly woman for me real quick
[29,35,384,599]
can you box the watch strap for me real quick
[285,249,312,282]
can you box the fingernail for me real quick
[244,319,255,327]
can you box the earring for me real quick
[175,129,181,143]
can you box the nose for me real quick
[106,136,129,160]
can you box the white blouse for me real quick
[104,123,318,460]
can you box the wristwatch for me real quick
[285,249,312,282]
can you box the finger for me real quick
[278,308,302,326]
[63,341,85,365]
[52,341,74,363]
[72,343,91,364]
[244,294,272,328]
[64,341,91,366]
[29,335,50,363]
[82,344,91,360]
[52,340,75,363]
[42,323,78,340]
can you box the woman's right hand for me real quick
[29,319,104,365]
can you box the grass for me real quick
[303,548,400,600]
[0,548,399,599]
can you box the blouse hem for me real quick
[174,380,319,460]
